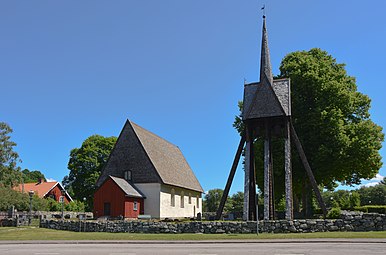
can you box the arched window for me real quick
[196,195,200,208]
[189,193,192,204]
[171,188,175,207]
[180,191,184,208]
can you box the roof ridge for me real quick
[128,120,180,149]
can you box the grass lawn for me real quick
[0,227,386,240]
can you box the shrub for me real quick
[327,207,341,219]
[354,205,386,214]
[0,186,49,211]
[65,200,85,212]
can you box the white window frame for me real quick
[133,201,138,211]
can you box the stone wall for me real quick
[39,211,386,233]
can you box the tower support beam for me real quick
[284,119,293,220]
[263,121,271,220]
[216,135,245,220]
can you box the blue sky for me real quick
[1,0,385,194]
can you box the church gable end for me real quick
[96,120,161,187]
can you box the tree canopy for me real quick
[62,134,117,210]
[203,189,244,215]
[21,169,46,183]
[0,122,21,188]
[235,48,384,208]
[279,48,383,188]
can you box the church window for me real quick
[124,170,132,181]
[180,191,185,208]
[171,189,175,207]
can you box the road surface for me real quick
[0,241,385,255]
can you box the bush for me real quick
[354,205,386,214]
[0,186,50,211]
[327,207,341,219]
[65,200,85,212]
[46,198,61,211]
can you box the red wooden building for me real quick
[14,179,73,204]
[94,176,145,218]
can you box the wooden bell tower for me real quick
[216,16,327,221]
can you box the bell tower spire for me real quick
[260,16,273,85]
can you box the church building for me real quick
[93,120,203,219]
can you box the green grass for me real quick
[0,227,386,240]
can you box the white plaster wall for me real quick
[135,183,161,218]
[160,184,202,219]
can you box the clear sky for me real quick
[1,0,385,194]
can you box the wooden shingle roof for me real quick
[96,120,203,193]
[129,121,204,193]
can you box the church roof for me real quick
[129,121,204,193]
[96,120,203,193]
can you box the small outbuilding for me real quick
[94,176,145,218]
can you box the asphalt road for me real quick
[0,242,385,255]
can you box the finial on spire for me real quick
[261,4,266,18]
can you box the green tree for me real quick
[381,177,386,185]
[21,169,46,183]
[279,48,383,188]
[235,49,384,213]
[229,191,244,214]
[203,189,232,213]
[358,184,386,205]
[0,122,21,188]
[63,135,116,211]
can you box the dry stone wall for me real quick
[39,211,386,234]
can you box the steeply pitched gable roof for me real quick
[109,176,145,198]
[129,121,203,193]
[97,120,204,193]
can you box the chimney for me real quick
[37,178,43,184]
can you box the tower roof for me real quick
[260,16,273,85]
[242,16,291,120]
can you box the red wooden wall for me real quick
[93,177,144,218]
[46,185,71,204]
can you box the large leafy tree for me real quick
[63,135,116,210]
[279,48,383,188]
[0,122,21,188]
[235,48,384,212]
